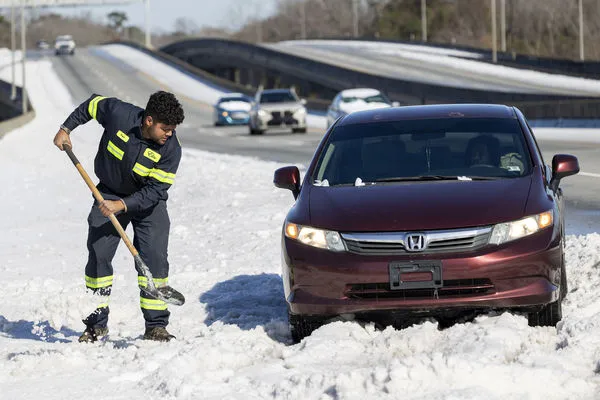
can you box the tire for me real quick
[289,312,323,343]
[292,127,307,134]
[249,127,263,135]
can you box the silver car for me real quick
[249,88,307,135]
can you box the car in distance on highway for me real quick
[274,104,579,343]
[36,40,50,50]
[326,87,399,128]
[213,93,252,126]
[249,88,307,135]
[54,35,75,55]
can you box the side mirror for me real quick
[274,166,301,199]
[300,98,307,105]
[550,154,579,191]
[391,101,401,107]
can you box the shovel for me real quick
[63,143,185,306]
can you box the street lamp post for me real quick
[500,0,506,52]
[10,0,15,100]
[491,0,497,63]
[421,0,427,42]
[21,0,27,114]
[578,0,584,61]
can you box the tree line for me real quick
[1,0,600,61]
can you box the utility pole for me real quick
[20,0,27,114]
[300,0,306,39]
[10,0,16,100]
[352,0,358,37]
[578,0,584,61]
[491,0,497,63]
[144,0,151,48]
[421,0,427,42]
[500,0,506,52]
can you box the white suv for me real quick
[249,88,307,135]
[55,35,75,55]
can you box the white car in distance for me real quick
[55,35,76,55]
[326,88,399,128]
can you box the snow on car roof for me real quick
[339,88,382,98]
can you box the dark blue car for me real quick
[213,93,252,126]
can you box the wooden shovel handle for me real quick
[63,143,139,257]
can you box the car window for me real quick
[259,91,297,103]
[312,117,532,186]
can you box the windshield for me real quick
[342,94,390,104]
[259,91,297,103]
[312,118,532,186]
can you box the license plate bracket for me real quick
[389,261,443,290]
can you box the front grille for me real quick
[342,227,492,255]
[345,240,406,254]
[345,278,495,300]
[267,111,298,126]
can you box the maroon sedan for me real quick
[274,104,580,342]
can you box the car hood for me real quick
[258,102,304,112]
[339,101,390,114]
[308,177,533,232]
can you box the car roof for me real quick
[338,104,516,125]
[339,88,381,97]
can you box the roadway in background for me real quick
[40,46,600,235]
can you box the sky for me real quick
[4,43,600,398]
[30,0,279,33]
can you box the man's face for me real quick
[144,116,176,145]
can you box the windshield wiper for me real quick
[375,175,500,182]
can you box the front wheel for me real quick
[527,299,562,327]
[289,312,323,343]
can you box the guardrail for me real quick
[0,79,33,138]
[111,39,600,120]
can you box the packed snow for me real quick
[279,40,600,97]
[3,48,600,399]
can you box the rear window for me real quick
[342,94,390,104]
[312,117,532,186]
[219,96,250,104]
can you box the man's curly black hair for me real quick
[144,91,185,126]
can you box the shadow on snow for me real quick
[199,273,290,343]
[0,315,80,343]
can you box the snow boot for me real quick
[78,326,109,343]
[143,327,175,342]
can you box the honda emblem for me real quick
[406,233,426,252]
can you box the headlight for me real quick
[257,109,269,118]
[294,107,307,116]
[489,211,553,245]
[284,222,345,252]
[221,111,229,117]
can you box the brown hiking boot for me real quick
[78,326,109,343]
[143,327,175,342]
